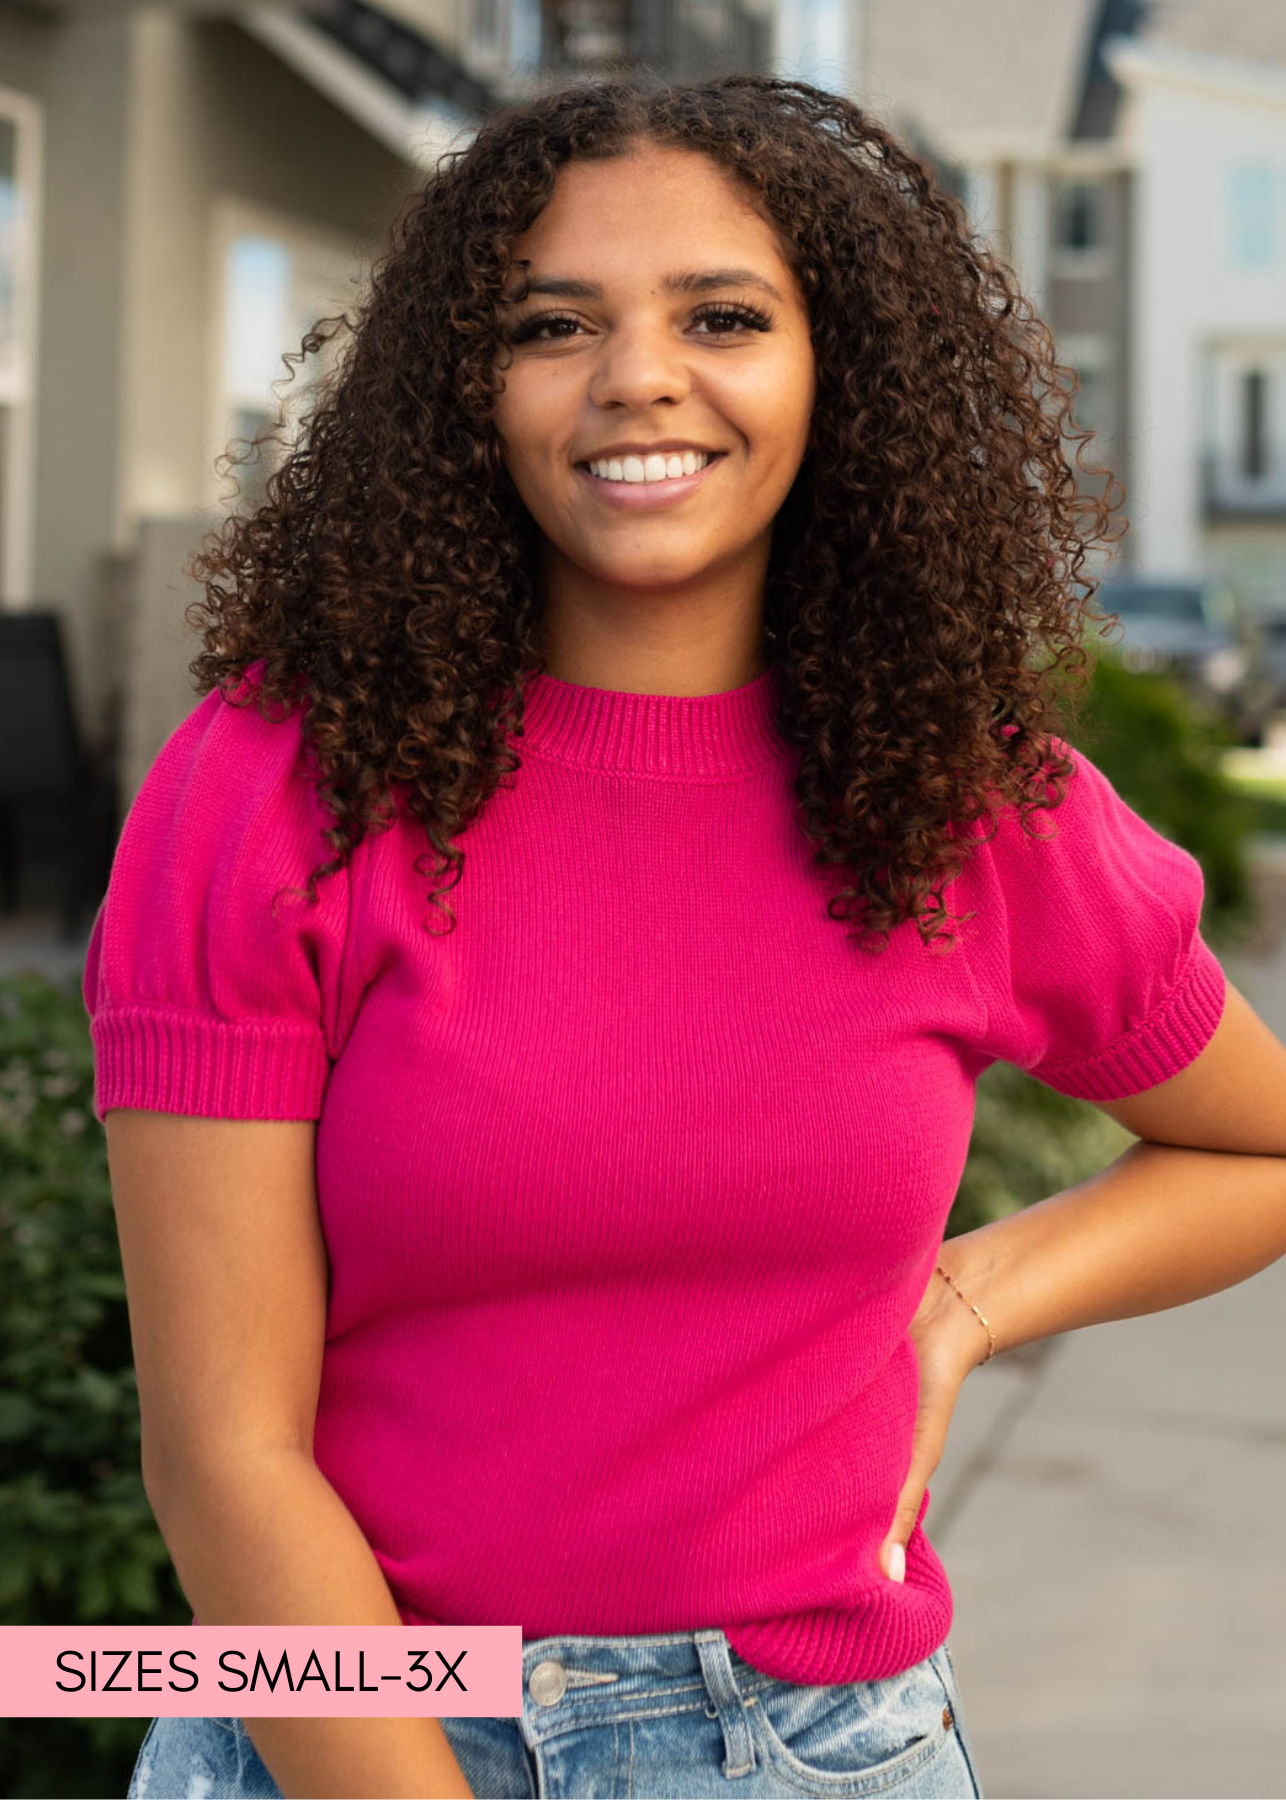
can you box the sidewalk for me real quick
[931,845,1286,1800]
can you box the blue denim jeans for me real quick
[126,1628,983,1798]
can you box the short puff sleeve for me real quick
[961,736,1227,1101]
[83,666,359,1123]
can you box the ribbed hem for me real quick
[513,661,786,777]
[722,1485,947,1683]
[725,1587,953,1685]
[90,1007,330,1123]
[1035,933,1227,1102]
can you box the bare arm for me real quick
[881,976,1286,1576]
[933,977,1286,1366]
[106,1109,473,1800]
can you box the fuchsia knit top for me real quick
[84,657,1226,1684]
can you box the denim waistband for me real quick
[518,1628,782,1771]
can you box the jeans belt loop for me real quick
[693,1630,758,1780]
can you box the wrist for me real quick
[921,1231,1004,1370]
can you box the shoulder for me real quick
[84,660,363,1121]
[951,734,1223,1099]
[127,660,336,891]
[958,734,1185,887]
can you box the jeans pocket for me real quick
[933,1644,983,1799]
[743,1653,957,1795]
[124,1715,250,1799]
[125,1718,159,1799]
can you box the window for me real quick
[0,90,39,603]
[222,235,292,509]
[1056,333,1113,452]
[1055,179,1104,252]
[773,0,847,90]
[212,203,367,513]
[1242,367,1269,479]
[1203,341,1286,511]
[960,165,999,235]
[510,0,542,70]
[1048,175,1113,280]
[1228,163,1275,270]
[0,119,17,376]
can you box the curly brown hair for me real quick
[185,71,1124,954]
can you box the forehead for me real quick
[508,146,795,286]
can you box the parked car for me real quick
[1091,574,1254,735]
[1232,612,1286,746]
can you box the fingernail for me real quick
[888,1542,906,1583]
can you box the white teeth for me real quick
[585,451,713,483]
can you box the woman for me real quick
[88,73,1286,1800]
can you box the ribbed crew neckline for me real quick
[515,660,786,777]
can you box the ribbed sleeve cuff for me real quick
[1035,933,1227,1103]
[90,1008,331,1123]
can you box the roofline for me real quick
[901,124,1134,171]
[237,2,480,169]
[1102,32,1286,113]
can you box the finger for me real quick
[880,1398,955,1577]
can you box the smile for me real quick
[574,452,726,510]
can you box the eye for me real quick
[690,302,773,335]
[506,300,773,345]
[508,312,581,343]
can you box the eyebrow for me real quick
[505,267,786,305]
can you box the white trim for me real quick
[1048,248,1114,280]
[0,83,42,607]
[1010,164,1048,312]
[960,162,1000,235]
[236,4,477,171]
[935,135,1134,174]
[1103,33,1286,115]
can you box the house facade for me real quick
[846,0,1286,614]
[1104,33,1286,615]
[9,0,1286,832]
[0,0,775,813]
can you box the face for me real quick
[491,142,816,609]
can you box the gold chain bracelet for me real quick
[934,1264,997,1364]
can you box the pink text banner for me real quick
[0,1626,523,1718]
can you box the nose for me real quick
[587,318,694,412]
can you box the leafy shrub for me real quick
[950,646,1262,1234]
[1072,648,1262,941]
[0,969,188,1798]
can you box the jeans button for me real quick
[529,1659,568,1706]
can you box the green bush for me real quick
[1071,649,1262,943]
[949,647,1262,1236]
[0,969,188,1798]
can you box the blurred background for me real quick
[2,1,1286,1795]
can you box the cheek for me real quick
[497,406,572,493]
[730,353,814,446]
[494,372,547,453]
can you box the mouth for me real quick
[573,451,727,510]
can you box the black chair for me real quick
[0,609,121,944]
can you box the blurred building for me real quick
[835,0,1286,618]
[0,0,474,813]
[1103,17,1286,617]
[0,0,782,830]
[13,0,1285,856]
